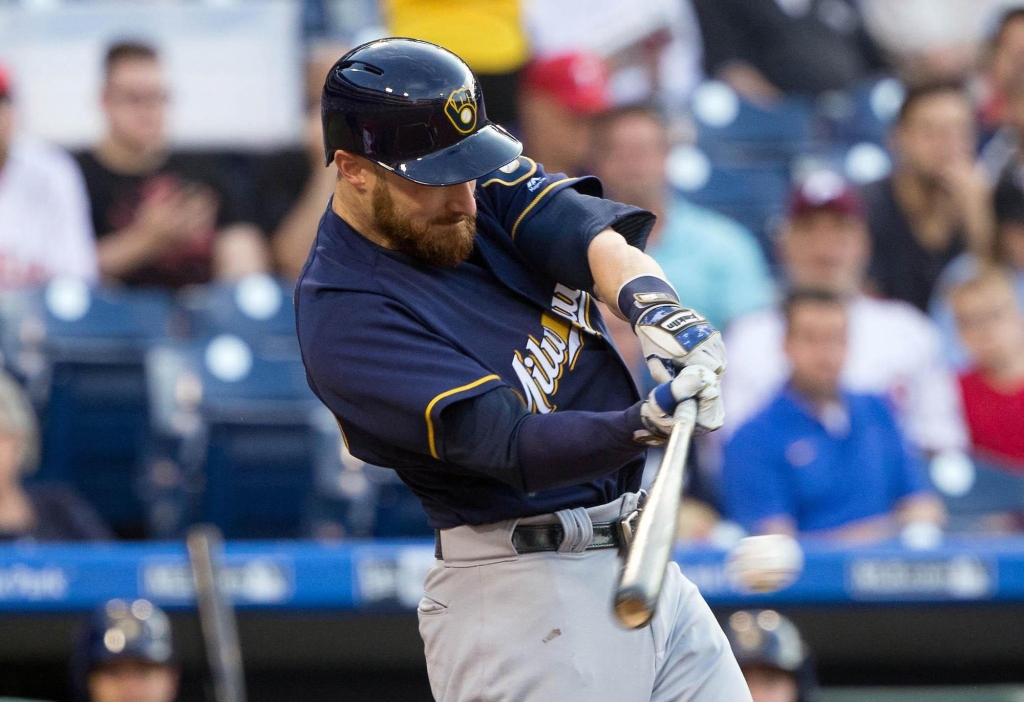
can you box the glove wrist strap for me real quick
[616,275,679,327]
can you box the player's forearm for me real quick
[587,228,668,321]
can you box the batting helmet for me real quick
[70,599,175,700]
[321,37,522,186]
[723,610,819,702]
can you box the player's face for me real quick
[592,113,666,207]
[103,58,167,154]
[371,170,477,267]
[87,660,179,702]
[784,301,848,400]
[953,278,1024,371]
[894,93,975,183]
[780,211,869,295]
[743,666,800,702]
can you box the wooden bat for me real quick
[614,399,698,629]
[187,525,247,702]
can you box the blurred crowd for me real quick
[1,0,1024,548]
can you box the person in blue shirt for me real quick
[590,104,775,333]
[297,39,750,702]
[723,289,945,541]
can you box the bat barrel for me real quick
[614,399,697,629]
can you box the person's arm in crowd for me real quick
[272,164,337,279]
[882,396,947,528]
[96,181,218,280]
[944,161,996,257]
[691,0,781,105]
[213,223,271,280]
[721,419,797,535]
[53,151,99,282]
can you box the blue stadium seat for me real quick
[144,335,323,539]
[817,76,905,148]
[690,81,817,163]
[176,274,298,354]
[935,455,1024,530]
[667,145,791,252]
[14,282,173,536]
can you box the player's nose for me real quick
[445,180,477,217]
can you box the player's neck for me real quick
[95,136,167,175]
[331,184,394,250]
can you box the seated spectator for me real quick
[950,266,1024,468]
[723,290,945,541]
[692,0,886,104]
[518,52,610,177]
[723,609,818,702]
[861,81,994,312]
[0,372,111,542]
[724,172,967,456]
[71,599,179,702]
[589,105,774,332]
[979,7,1024,179]
[75,41,269,289]
[0,63,97,287]
[929,167,1024,366]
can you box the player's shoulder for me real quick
[477,155,542,189]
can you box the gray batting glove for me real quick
[636,366,724,446]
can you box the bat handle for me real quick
[614,399,697,629]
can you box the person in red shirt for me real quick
[952,266,1024,467]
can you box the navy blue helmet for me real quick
[321,37,522,186]
[723,609,819,702]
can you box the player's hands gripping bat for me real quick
[615,398,698,629]
[636,366,724,445]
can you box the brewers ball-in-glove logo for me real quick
[445,87,477,134]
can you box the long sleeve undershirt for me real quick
[440,387,646,493]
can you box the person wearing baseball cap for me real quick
[0,63,98,287]
[517,51,610,177]
[70,599,179,702]
[724,610,819,702]
[721,170,968,459]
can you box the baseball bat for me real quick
[186,524,247,702]
[614,399,698,629]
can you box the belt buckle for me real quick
[618,508,641,548]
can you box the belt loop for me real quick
[555,507,593,554]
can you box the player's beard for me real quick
[371,178,476,267]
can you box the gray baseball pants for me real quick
[418,493,753,702]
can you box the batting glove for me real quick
[637,366,724,446]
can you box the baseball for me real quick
[725,534,804,594]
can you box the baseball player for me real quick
[70,599,179,702]
[297,37,751,702]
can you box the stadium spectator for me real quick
[861,82,994,312]
[75,41,269,289]
[381,0,528,127]
[692,0,886,104]
[589,104,773,331]
[518,52,610,177]
[979,6,1024,179]
[929,167,1024,367]
[722,290,945,541]
[0,63,98,287]
[72,599,179,702]
[951,266,1024,467]
[723,609,819,702]
[0,372,111,542]
[859,0,1003,83]
[723,172,967,456]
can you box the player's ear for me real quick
[334,150,372,192]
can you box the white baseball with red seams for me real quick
[726,534,805,593]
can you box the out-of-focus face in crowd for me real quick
[784,296,848,403]
[102,53,167,155]
[743,665,800,702]
[779,211,870,296]
[892,89,975,186]
[590,108,666,210]
[992,12,1024,99]
[88,659,178,702]
[952,271,1024,374]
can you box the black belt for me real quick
[434,510,640,560]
